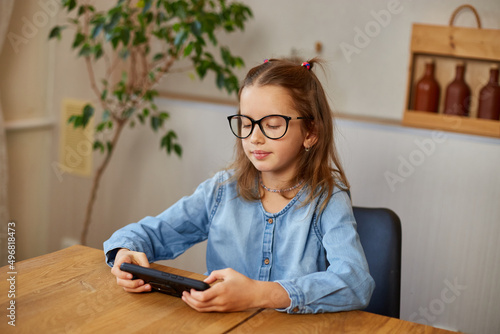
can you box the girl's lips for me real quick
[252,150,270,160]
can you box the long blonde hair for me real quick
[227,57,349,211]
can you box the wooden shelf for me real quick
[403,110,500,138]
[403,18,500,139]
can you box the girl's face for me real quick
[239,84,316,183]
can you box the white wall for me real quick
[2,0,500,333]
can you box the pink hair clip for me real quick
[301,62,311,70]
[264,59,269,63]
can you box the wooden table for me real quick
[0,245,454,333]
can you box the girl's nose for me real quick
[249,124,265,144]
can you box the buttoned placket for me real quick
[259,215,276,281]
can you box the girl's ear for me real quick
[303,126,318,150]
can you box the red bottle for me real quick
[413,61,440,113]
[443,62,471,116]
[477,66,500,120]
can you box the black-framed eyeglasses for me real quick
[227,114,312,140]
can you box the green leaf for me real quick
[68,115,80,127]
[106,141,113,154]
[216,71,225,89]
[172,23,181,33]
[173,3,187,19]
[220,47,233,66]
[173,144,182,157]
[91,23,104,39]
[81,104,94,128]
[96,122,106,132]
[62,0,77,12]
[225,74,239,94]
[195,60,210,79]
[148,71,156,82]
[143,90,158,102]
[121,28,131,46]
[93,140,105,153]
[207,31,217,45]
[150,116,161,132]
[72,32,85,48]
[153,52,165,61]
[190,21,202,38]
[78,5,87,16]
[133,30,148,46]
[48,26,65,40]
[102,110,111,121]
[101,89,108,101]
[122,107,135,119]
[94,43,103,60]
[183,41,194,57]
[104,12,121,32]
[160,131,181,156]
[234,56,244,68]
[139,0,153,14]
[174,30,188,49]
[78,43,92,57]
[137,113,145,124]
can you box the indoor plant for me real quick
[49,0,252,244]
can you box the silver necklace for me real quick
[259,177,304,193]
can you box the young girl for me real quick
[104,57,374,314]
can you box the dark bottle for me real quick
[413,61,440,113]
[443,62,471,116]
[477,65,500,120]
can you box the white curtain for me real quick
[0,0,15,266]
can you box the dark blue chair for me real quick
[353,206,402,318]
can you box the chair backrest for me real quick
[353,206,402,318]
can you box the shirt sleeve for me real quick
[103,172,224,267]
[275,190,375,314]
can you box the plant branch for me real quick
[85,55,109,112]
[80,119,126,245]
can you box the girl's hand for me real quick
[181,268,290,312]
[110,248,152,293]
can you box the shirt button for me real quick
[268,218,273,224]
[264,258,270,265]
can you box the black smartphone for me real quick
[120,263,210,297]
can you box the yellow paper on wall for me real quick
[58,99,93,177]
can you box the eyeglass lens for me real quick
[229,115,288,139]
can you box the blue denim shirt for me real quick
[103,171,374,314]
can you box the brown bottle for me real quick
[413,61,440,113]
[443,62,471,116]
[477,66,500,120]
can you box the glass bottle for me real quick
[477,65,500,120]
[443,62,471,116]
[413,61,440,113]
